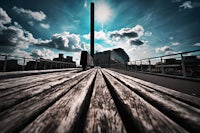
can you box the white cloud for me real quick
[169,37,174,40]
[0,8,44,55]
[125,44,154,61]
[109,25,144,39]
[12,49,32,58]
[31,48,57,60]
[165,51,181,55]
[73,52,81,65]
[37,32,84,52]
[0,7,11,26]
[171,42,180,46]
[0,23,38,53]
[40,23,50,29]
[193,42,200,46]
[83,30,107,40]
[13,6,46,21]
[179,1,192,9]
[155,46,172,53]
[95,44,105,53]
[84,0,88,8]
[144,31,152,36]
[179,1,200,10]
[109,25,145,46]
[172,0,182,3]
[28,21,34,26]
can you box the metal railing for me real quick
[0,54,76,72]
[112,49,200,79]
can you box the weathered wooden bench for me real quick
[0,68,199,133]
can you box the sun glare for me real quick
[95,1,112,29]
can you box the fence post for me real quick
[148,59,151,72]
[44,61,46,70]
[131,62,133,71]
[181,54,186,77]
[135,61,137,71]
[161,57,164,74]
[35,59,38,70]
[3,55,7,72]
[22,57,25,71]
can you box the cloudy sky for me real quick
[0,0,200,64]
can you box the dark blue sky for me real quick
[0,0,200,63]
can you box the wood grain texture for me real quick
[0,68,199,133]
[20,69,97,133]
[104,69,200,132]
[105,69,200,108]
[0,70,79,99]
[84,69,126,133]
[0,70,82,112]
[0,69,93,133]
[102,69,188,133]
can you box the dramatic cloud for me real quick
[28,21,34,26]
[84,0,88,8]
[31,48,57,60]
[37,32,83,52]
[193,42,200,46]
[144,31,152,36]
[108,25,145,46]
[0,7,11,26]
[109,25,144,39]
[130,39,144,46]
[179,1,192,9]
[40,23,50,29]
[169,37,174,40]
[165,51,180,55]
[0,8,38,53]
[171,42,180,46]
[172,0,182,3]
[179,1,200,9]
[13,6,46,21]
[155,46,172,53]
[83,30,106,40]
[12,49,32,58]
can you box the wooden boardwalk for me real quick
[0,68,199,133]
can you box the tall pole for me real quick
[90,2,94,58]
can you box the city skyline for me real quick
[0,0,200,64]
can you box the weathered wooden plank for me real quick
[102,69,187,133]
[0,69,79,90]
[84,69,126,133]
[0,69,79,97]
[104,69,200,132]
[20,69,97,133]
[0,70,86,112]
[0,68,80,80]
[0,69,93,133]
[105,69,200,109]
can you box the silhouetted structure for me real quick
[53,54,75,63]
[0,59,22,72]
[94,48,129,68]
[90,2,94,58]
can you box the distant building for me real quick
[94,48,129,68]
[53,54,65,62]
[53,54,75,63]
[26,54,76,70]
[0,59,22,72]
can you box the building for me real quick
[94,48,129,68]
[53,54,75,64]
[0,59,22,72]
[26,54,76,70]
